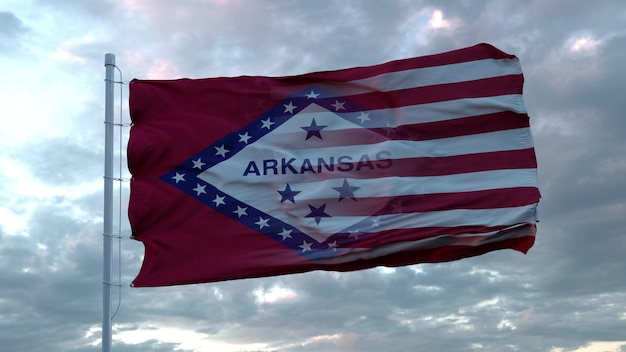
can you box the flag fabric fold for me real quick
[128,43,540,287]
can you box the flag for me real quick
[128,43,540,287]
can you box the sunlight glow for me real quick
[470,268,505,282]
[552,341,626,352]
[302,333,344,345]
[496,319,517,331]
[429,9,452,29]
[107,323,271,352]
[147,59,181,80]
[254,285,297,304]
[570,36,597,52]
[0,207,28,236]
[566,34,600,57]
[413,285,442,292]
[377,267,396,274]
[50,34,95,64]
[473,297,501,309]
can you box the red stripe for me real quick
[342,148,538,179]
[336,225,535,256]
[275,111,530,149]
[263,148,537,184]
[332,225,513,247]
[282,43,515,83]
[344,75,524,111]
[374,187,541,214]
[308,187,541,217]
[385,111,529,141]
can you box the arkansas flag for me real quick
[128,43,540,287]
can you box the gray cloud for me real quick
[0,11,27,38]
[0,11,29,55]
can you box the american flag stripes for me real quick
[128,43,540,287]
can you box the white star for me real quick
[215,144,228,157]
[306,90,320,99]
[261,118,275,130]
[371,216,381,227]
[233,205,248,218]
[238,132,252,144]
[356,111,371,123]
[331,100,346,111]
[327,241,338,251]
[278,228,293,240]
[391,201,404,213]
[255,217,270,229]
[171,172,185,183]
[192,158,205,169]
[212,194,226,207]
[348,229,361,239]
[283,101,297,114]
[384,121,394,135]
[299,240,312,252]
[192,183,206,196]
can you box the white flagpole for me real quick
[102,53,115,352]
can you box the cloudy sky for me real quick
[1,0,625,351]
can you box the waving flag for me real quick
[128,43,540,287]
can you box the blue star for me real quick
[301,118,327,140]
[305,203,331,225]
[332,178,360,201]
[278,183,301,203]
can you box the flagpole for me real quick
[102,53,115,352]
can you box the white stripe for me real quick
[285,169,538,201]
[356,204,538,232]
[264,204,537,243]
[255,127,533,160]
[275,94,526,133]
[351,58,522,93]
[377,94,527,127]
[310,204,536,240]
[277,58,523,98]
